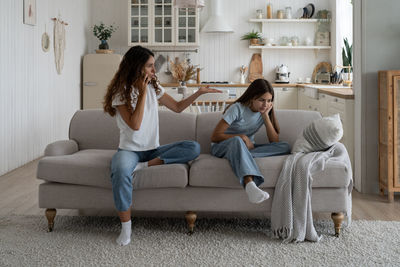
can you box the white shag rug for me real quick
[1,215,400,266]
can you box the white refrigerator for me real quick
[83,53,122,109]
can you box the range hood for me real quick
[201,0,233,33]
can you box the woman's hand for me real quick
[138,74,150,94]
[197,86,223,95]
[261,103,273,120]
[240,134,254,150]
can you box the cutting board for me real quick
[248,53,263,82]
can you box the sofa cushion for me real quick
[37,149,189,189]
[189,154,351,189]
[292,113,343,153]
[68,110,197,150]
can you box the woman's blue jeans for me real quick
[111,140,200,212]
[211,136,291,187]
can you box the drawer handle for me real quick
[83,82,97,86]
[334,98,338,102]
[282,88,288,91]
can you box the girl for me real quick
[103,45,220,246]
[210,79,291,204]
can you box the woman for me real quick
[210,79,291,204]
[103,45,220,246]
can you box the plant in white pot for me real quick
[93,22,117,51]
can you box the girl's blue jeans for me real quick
[211,136,291,187]
[111,140,200,212]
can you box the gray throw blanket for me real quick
[271,143,352,243]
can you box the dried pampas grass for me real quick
[169,59,197,82]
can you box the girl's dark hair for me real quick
[103,45,161,116]
[224,78,280,133]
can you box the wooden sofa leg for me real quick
[185,211,197,235]
[331,212,344,237]
[45,208,57,232]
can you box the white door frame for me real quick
[353,0,365,192]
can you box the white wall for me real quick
[357,0,400,193]
[89,0,333,83]
[0,0,91,176]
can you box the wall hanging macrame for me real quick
[52,16,68,74]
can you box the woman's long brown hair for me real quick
[103,46,161,116]
[224,79,280,134]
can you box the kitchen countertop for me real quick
[161,83,354,99]
[297,84,354,99]
[161,83,298,87]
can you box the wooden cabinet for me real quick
[378,70,400,202]
[275,87,298,110]
[128,0,199,46]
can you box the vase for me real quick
[99,40,109,50]
[177,81,188,98]
[240,73,246,84]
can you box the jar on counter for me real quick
[266,3,273,19]
[256,9,263,19]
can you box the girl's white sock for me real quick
[134,162,148,172]
[245,181,270,204]
[116,220,131,246]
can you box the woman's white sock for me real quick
[134,162,148,172]
[245,181,270,204]
[116,220,131,246]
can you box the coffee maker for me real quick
[275,64,290,83]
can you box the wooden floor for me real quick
[1,158,400,221]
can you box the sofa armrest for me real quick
[44,140,79,156]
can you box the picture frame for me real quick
[315,31,330,46]
[23,0,36,26]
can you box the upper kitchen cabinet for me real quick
[248,19,331,51]
[128,0,199,47]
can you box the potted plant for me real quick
[93,22,117,50]
[342,37,352,72]
[342,37,353,86]
[316,9,330,20]
[241,30,262,45]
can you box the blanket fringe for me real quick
[272,227,292,242]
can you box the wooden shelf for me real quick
[249,19,331,23]
[249,45,331,50]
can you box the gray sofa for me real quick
[37,109,352,236]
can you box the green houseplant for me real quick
[342,37,352,73]
[93,22,117,50]
[241,30,262,45]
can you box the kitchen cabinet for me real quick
[128,0,199,46]
[248,19,331,51]
[274,87,298,110]
[298,87,354,170]
[321,93,354,172]
[297,87,321,113]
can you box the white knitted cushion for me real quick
[291,113,343,153]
